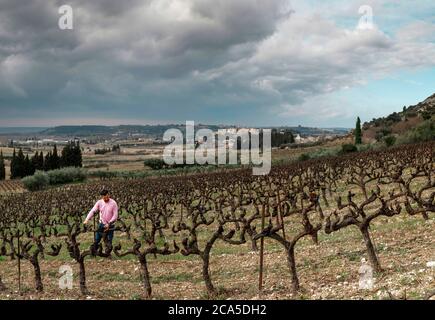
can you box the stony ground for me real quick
[0,214,433,300]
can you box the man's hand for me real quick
[104,223,109,231]
[83,220,89,225]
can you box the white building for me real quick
[295,134,302,144]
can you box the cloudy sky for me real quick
[0,0,434,127]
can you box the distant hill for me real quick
[363,93,435,142]
[40,125,114,136]
[277,126,350,136]
[39,124,350,138]
[0,127,48,135]
[39,124,229,137]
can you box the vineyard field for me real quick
[0,142,434,300]
[0,180,25,194]
[0,214,433,300]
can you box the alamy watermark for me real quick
[358,5,374,30]
[56,4,375,32]
[58,264,73,290]
[163,121,271,175]
[358,258,374,290]
[58,5,73,30]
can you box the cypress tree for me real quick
[10,149,16,179]
[355,117,362,145]
[52,145,60,169]
[24,154,34,177]
[39,151,44,169]
[61,143,71,167]
[74,141,83,167]
[44,152,52,171]
[11,148,26,179]
[17,149,26,178]
[0,151,5,180]
[61,141,82,167]
[32,151,42,171]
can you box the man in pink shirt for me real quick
[84,189,119,256]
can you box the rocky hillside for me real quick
[363,93,435,142]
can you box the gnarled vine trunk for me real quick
[78,257,89,295]
[30,256,43,292]
[139,255,152,298]
[286,244,299,293]
[360,225,382,273]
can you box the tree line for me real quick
[0,141,83,180]
[94,144,120,155]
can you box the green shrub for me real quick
[310,148,340,159]
[144,158,216,170]
[384,135,396,147]
[298,153,311,161]
[23,167,87,190]
[357,144,373,152]
[47,167,87,185]
[375,127,393,142]
[341,144,358,153]
[397,120,435,144]
[22,171,49,191]
[94,148,111,155]
[89,170,118,180]
[296,147,342,162]
[144,158,166,170]
[421,111,432,120]
[406,111,418,118]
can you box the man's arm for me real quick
[108,202,119,224]
[84,201,100,224]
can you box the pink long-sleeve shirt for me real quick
[86,199,119,224]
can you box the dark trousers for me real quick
[94,223,115,246]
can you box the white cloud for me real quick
[0,0,434,125]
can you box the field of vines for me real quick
[0,142,434,300]
[0,181,25,194]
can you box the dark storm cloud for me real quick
[0,0,434,126]
[0,0,292,122]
